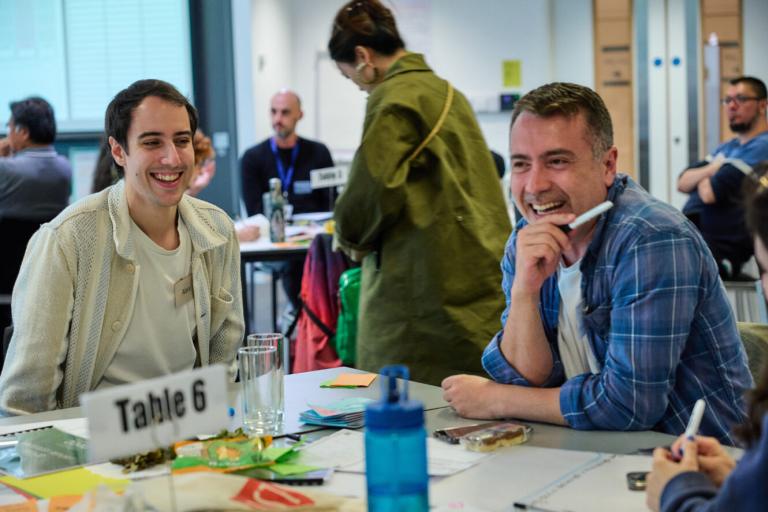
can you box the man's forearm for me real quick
[492,384,566,425]
[677,162,719,193]
[697,178,716,204]
[499,289,554,385]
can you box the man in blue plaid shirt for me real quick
[442,83,752,444]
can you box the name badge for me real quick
[293,180,312,195]
[174,274,193,308]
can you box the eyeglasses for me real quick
[721,95,763,106]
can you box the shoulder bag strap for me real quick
[405,81,454,164]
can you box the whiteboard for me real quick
[315,52,366,155]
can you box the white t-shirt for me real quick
[556,259,602,379]
[97,218,197,389]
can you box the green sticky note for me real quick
[262,445,301,463]
[320,379,356,388]
[270,463,322,476]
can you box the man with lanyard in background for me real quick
[240,89,334,327]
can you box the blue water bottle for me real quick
[364,365,429,511]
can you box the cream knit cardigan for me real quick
[0,181,243,414]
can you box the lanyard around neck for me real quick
[270,138,299,192]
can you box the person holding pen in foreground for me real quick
[442,82,752,442]
[646,166,768,512]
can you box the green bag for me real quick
[335,267,361,366]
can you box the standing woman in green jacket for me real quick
[328,0,512,385]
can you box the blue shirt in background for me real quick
[682,131,768,271]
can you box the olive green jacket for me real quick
[334,53,511,385]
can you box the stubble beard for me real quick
[729,116,755,134]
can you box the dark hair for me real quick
[91,139,122,193]
[731,76,768,100]
[9,97,56,144]
[510,82,614,159]
[104,79,198,155]
[737,161,768,447]
[328,0,405,63]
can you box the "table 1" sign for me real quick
[81,365,229,461]
[310,165,349,189]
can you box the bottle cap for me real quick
[365,365,424,430]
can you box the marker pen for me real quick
[684,399,706,440]
[677,399,706,458]
[559,200,614,233]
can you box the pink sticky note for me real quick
[329,373,378,387]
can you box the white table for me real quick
[0,367,687,511]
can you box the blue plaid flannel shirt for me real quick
[482,175,753,444]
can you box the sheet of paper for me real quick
[85,462,169,481]
[303,429,488,477]
[295,430,364,470]
[431,446,653,512]
[342,435,489,477]
[319,471,366,500]
[327,373,377,387]
[430,446,597,511]
[0,502,36,511]
[0,418,88,440]
[516,453,651,512]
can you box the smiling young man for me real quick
[442,82,752,443]
[678,76,768,279]
[0,80,243,415]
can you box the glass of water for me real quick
[238,333,285,435]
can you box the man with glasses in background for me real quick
[678,76,768,279]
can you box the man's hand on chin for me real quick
[441,374,504,419]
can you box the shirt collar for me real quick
[13,145,57,157]
[108,180,228,260]
[584,174,628,261]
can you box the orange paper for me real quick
[328,373,377,387]
[48,496,83,511]
[0,504,36,512]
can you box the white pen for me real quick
[676,398,706,458]
[684,399,707,440]
[559,200,614,233]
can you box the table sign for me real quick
[81,365,229,461]
[310,166,349,189]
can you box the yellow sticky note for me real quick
[502,60,522,88]
[0,468,128,499]
[329,373,377,387]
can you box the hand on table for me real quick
[441,374,504,419]
[237,224,261,242]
